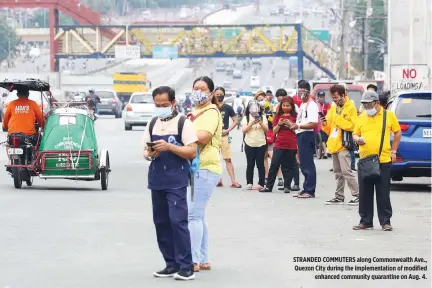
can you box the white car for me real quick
[251,58,262,65]
[250,76,260,88]
[270,8,279,15]
[283,8,291,16]
[124,92,154,131]
[233,69,242,79]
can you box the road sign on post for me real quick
[309,30,330,43]
[390,64,430,94]
[152,46,179,59]
[114,45,141,59]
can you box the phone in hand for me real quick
[358,137,366,144]
[318,112,325,118]
[147,142,156,149]
[254,114,261,121]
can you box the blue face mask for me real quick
[366,108,377,116]
[154,106,173,119]
[258,100,266,106]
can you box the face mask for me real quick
[191,90,211,105]
[217,96,224,102]
[366,108,377,116]
[154,106,172,119]
[258,100,266,106]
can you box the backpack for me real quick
[304,100,321,133]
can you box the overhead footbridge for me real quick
[54,23,338,79]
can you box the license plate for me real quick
[8,148,23,155]
[423,129,432,137]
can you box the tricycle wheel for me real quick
[12,168,22,189]
[26,177,33,187]
[101,154,110,190]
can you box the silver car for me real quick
[124,92,155,130]
[94,90,122,118]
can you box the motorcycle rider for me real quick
[2,87,45,143]
[183,94,192,112]
[86,89,101,116]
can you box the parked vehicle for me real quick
[94,90,122,118]
[124,92,155,130]
[0,79,111,190]
[388,91,431,181]
[233,69,243,79]
[250,76,260,89]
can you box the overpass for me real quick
[53,23,337,80]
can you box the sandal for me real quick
[231,182,242,188]
[199,263,211,270]
[217,180,223,187]
[297,193,314,198]
[293,192,303,197]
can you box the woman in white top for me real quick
[241,98,269,190]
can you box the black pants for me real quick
[266,148,297,190]
[358,162,392,226]
[297,131,317,195]
[293,161,300,186]
[245,144,266,186]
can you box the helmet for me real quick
[317,91,325,97]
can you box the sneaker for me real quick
[290,185,300,191]
[352,224,373,230]
[382,224,393,231]
[153,267,179,278]
[325,198,344,205]
[279,188,290,193]
[174,269,195,281]
[277,178,284,186]
[347,197,359,205]
[259,187,272,193]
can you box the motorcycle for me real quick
[5,132,39,188]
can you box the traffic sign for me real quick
[390,64,430,93]
[211,28,242,39]
[114,45,140,59]
[152,46,179,59]
[309,30,330,42]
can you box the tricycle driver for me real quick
[2,87,45,141]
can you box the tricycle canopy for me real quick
[0,79,50,92]
[39,107,98,152]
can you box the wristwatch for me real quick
[391,150,397,154]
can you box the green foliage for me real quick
[351,0,387,74]
[0,20,21,63]
[31,10,76,28]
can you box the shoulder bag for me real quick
[357,111,387,179]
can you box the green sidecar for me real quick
[38,106,111,190]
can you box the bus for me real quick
[113,72,148,106]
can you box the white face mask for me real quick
[366,108,377,116]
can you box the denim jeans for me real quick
[188,169,219,264]
[350,150,356,170]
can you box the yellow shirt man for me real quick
[354,108,401,163]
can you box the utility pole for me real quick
[339,0,349,79]
[363,0,372,79]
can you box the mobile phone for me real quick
[146,142,156,147]
[318,112,325,118]
[358,137,366,144]
[254,114,261,120]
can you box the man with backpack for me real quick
[143,86,198,281]
[290,81,319,199]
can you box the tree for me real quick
[0,20,21,65]
[351,0,387,75]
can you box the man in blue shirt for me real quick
[143,86,198,281]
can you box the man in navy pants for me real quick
[143,86,198,281]
[291,80,319,198]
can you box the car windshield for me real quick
[131,94,154,103]
[395,96,431,120]
[96,91,115,99]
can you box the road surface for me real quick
[0,115,430,288]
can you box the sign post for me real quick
[152,46,179,59]
[114,45,141,59]
[390,64,430,94]
[309,30,330,43]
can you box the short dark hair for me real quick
[367,84,378,91]
[329,84,346,96]
[17,87,30,97]
[317,91,325,97]
[275,88,287,97]
[297,80,310,91]
[266,90,272,94]
[193,76,215,92]
[152,86,175,101]
[214,86,225,95]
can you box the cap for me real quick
[266,90,272,94]
[317,91,325,97]
[361,91,379,103]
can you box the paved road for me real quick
[0,117,430,288]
